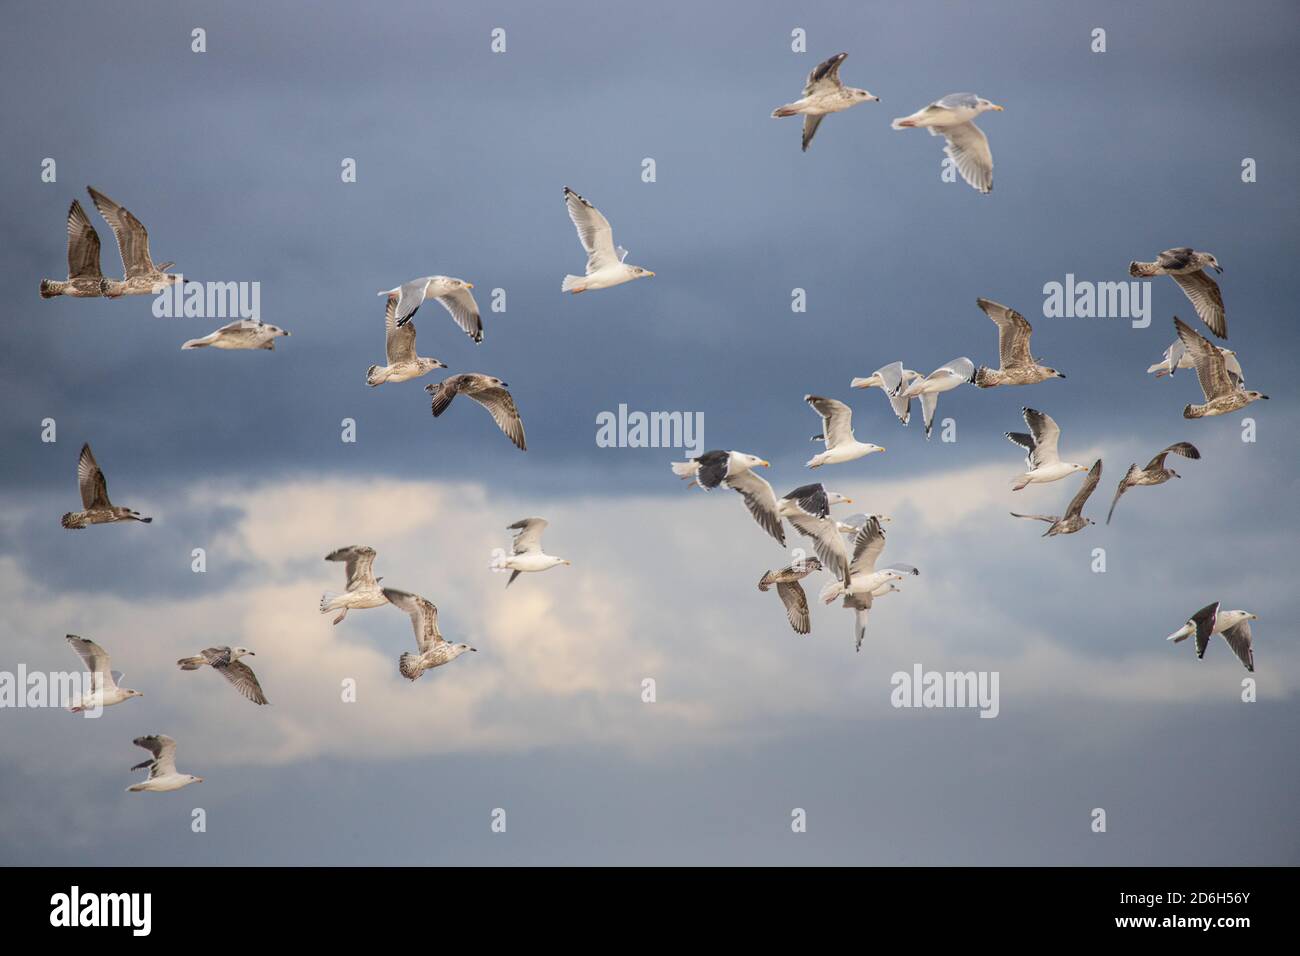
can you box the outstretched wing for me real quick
[132,734,177,777]
[325,545,379,591]
[434,286,482,343]
[1144,442,1200,472]
[77,443,111,509]
[849,516,887,574]
[1220,621,1254,672]
[383,588,444,653]
[1021,408,1061,465]
[564,187,620,273]
[509,517,548,555]
[467,385,527,451]
[383,294,417,364]
[1171,271,1226,339]
[1174,317,1234,401]
[87,186,156,277]
[940,122,993,193]
[66,199,103,279]
[219,660,269,705]
[977,297,1033,368]
[805,395,854,448]
[803,52,847,95]
[724,469,785,546]
[1064,459,1102,519]
[776,582,812,634]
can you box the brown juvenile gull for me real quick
[971,298,1066,387]
[181,319,291,350]
[501,518,570,587]
[127,735,203,792]
[177,646,268,705]
[86,186,185,296]
[771,52,879,152]
[1106,442,1200,524]
[383,588,477,680]
[671,450,782,545]
[758,558,824,634]
[851,361,922,424]
[561,187,655,293]
[1173,318,1268,418]
[1130,248,1226,338]
[1148,335,1242,385]
[64,635,143,712]
[367,293,447,386]
[61,443,152,529]
[891,93,1004,193]
[320,545,388,624]
[40,200,109,298]
[378,275,481,341]
[426,374,527,450]
[1166,601,1258,672]
[1010,459,1102,537]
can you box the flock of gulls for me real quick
[36,50,1271,793]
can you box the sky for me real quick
[0,0,1297,865]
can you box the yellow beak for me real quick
[990,104,1004,111]
[465,282,474,289]
[759,460,771,468]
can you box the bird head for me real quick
[977,98,1004,113]
[191,775,204,784]
[630,266,655,279]
[865,444,886,455]
[737,453,770,471]
[853,89,880,102]
[1205,255,1223,274]
[826,492,853,506]
[127,689,144,699]
[231,647,255,659]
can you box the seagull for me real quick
[561,186,654,293]
[971,298,1065,387]
[1005,408,1089,490]
[901,358,975,439]
[501,517,571,587]
[378,276,481,341]
[383,588,476,680]
[61,443,152,529]
[819,515,918,650]
[427,374,527,450]
[779,483,855,587]
[126,735,203,792]
[1106,442,1200,524]
[1130,249,1226,338]
[1166,601,1258,672]
[758,558,824,634]
[181,319,291,350]
[320,545,388,625]
[1148,335,1242,385]
[40,200,109,298]
[671,450,783,545]
[85,186,185,296]
[367,293,447,386]
[1173,318,1268,418]
[1010,459,1102,536]
[891,94,1003,193]
[851,362,922,424]
[177,646,269,705]
[804,395,885,468]
[64,635,142,712]
[771,52,879,152]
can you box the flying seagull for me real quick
[85,186,185,296]
[819,515,918,650]
[901,357,975,439]
[779,483,855,587]
[1010,459,1103,537]
[127,735,203,792]
[501,517,571,587]
[320,545,388,625]
[367,292,447,386]
[1166,601,1258,672]
[771,52,879,152]
[561,187,654,293]
[805,395,885,467]
[40,199,109,298]
[64,635,142,712]
[177,646,269,705]
[378,276,481,341]
[1005,408,1089,490]
[383,588,476,681]
[1130,248,1226,338]
[181,319,291,350]
[758,558,824,634]
[1173,318,1268,418]
[971,298,1065,387]
[1148,335,1242,385]
[61,443,152,529]
[1106,442,1200,524]
[671,450,783,546]
[851,361,922,425]
[426,374,527,450]
[891,94,1004,193]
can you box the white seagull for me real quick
[1005,407,1089,490]
[891,93,1004,193]
[501,517,571,587]
[851,361,922,425]
[64,635,142,712]
[320,545,389,625]
[1148,334,1242,385]
[671,450,783,546]
[379,275,481,342]
[127,735,203,792]
[383,588,477,680]
[1166,601,1258,672]
[561,186,654,293]
[771,52,879,152]
[804,395,885,468]
[901,358,975,439]
[819,515,918,651]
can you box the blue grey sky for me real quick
[0,0,1296,865]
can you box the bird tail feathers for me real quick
[561,274,584,292]
[366,365,383,387]
[819,580,844,605]
[181,337,209,349]
[320,592,341,613]
[177,656,206,670]
[398,653,423,681]
[1129,260,1158,277]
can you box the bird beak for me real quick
[759,460,771,468]
[195,777,205,783]
[465,282,475,289]
[1250,614,1259,620]
[844,498,854,504]
[248,651,255,656]
[645,271,656,278]
[877,446,886,453]
[563,560,572,566]
[500,382,509,388]
[1213,266,1223,274]
[470,647,478,652]
[990,103,1004,111]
